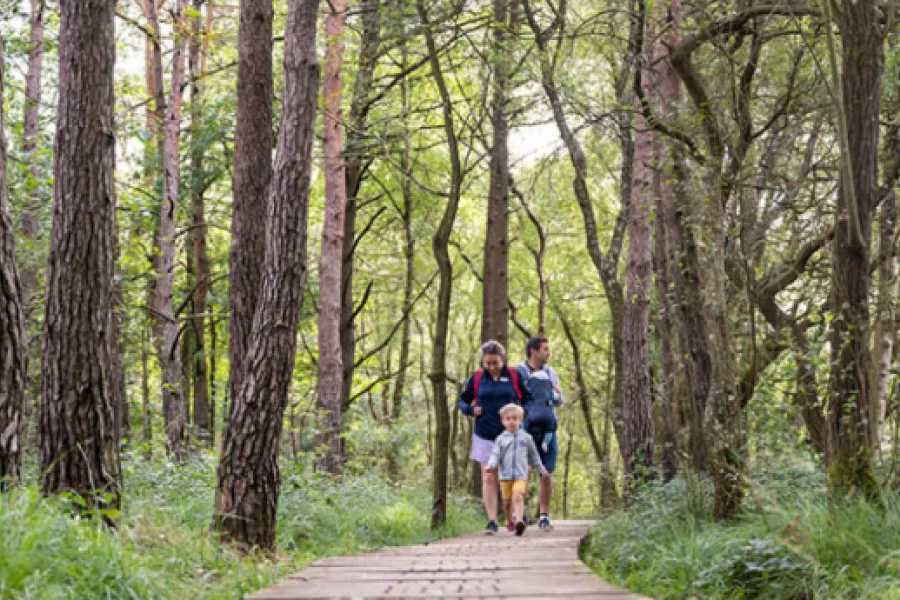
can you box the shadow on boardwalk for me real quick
[249,520,648,599]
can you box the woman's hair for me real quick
[499,403,524,419]
[479,339,506,360]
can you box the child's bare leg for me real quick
[512,491,525,523]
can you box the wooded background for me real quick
[0,0,898,555]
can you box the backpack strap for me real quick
[473,369,484,407]
[508,367,523,401]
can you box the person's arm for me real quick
[549,367,564,407]
[487,437,504,471]
[526,435,548,474]
[457,375,476,416]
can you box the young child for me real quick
[486,403,549,536]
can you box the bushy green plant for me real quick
[582,472,900,599]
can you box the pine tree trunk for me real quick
[20,0,45,293]
[0,44,27,490]
[827,0,884,496]
[229,0,275,417]
[316,0,347,476]
[142,326,152,459]
[621,24,656,488]
[150,0,190,462]
[871,193,897,445]
[40,0,120,508]
[213,0,320,550]
[481,0,510,346]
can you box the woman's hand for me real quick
[473,406,483,416]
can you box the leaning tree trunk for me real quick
[150,0,190,462]
[228,0,275,418]
[213,0,320,550]
[827,0,885,497]
[481,0,510,347]
[418,0,462,530]
[0,43,27,490]
[40,0,120,509]
[315,0,347,476]
[339,0,381,414]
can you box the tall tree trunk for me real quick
[20,0,45,296]
[150,0,190,462]
[209,316,218,445]
[316,0,347,476]
[481,0,510,346]
[229,0,275,417]
[871,193,897,445]
[188,0,214,444]
[339,0,382,414]
[213,0,320,550]
[0,43,27,489]
[142,326,152,458]
[418,0,461,529]
[621,22,657,489]
[40,0,120,509]
[827,0,885,496]
[388,41,415,482]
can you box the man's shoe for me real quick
[506,521,516,532]
[538,516,553,530]
[485,520,499,535]
[515,520,526,536]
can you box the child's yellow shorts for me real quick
[500,480,527,500]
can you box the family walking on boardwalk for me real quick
[457,336,562,536]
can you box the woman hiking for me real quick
[457,340,531,534]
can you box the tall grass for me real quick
[0,454,482,599]
[582,468,900,599]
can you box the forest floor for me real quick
[0,454,483,599]
[581,464,900,599]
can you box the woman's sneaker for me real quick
[538,515,553,530]
[515,520,526,536]
[485,520,499,535]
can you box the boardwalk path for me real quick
[250,520,647,599]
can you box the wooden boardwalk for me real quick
[249,520,647,599]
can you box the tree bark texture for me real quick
[0,43,27,489]
[150,0,190,462]
[871,193,896,444]
[827,0,884,496]
[40,0,120,508]
[339,0,382,414]
[418,0,460,529]
[316,0,347,476]
[213,0,320,550]
[188,0,214,443]
[481,0,510,347]
[229,0,275,414]
[621,24,657,488]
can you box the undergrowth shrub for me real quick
[0,454,482,599]
[582,469,900,599]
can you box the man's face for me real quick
[532,342,551,366]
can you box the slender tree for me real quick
[481,0,511,346]
[316,0,347,475]
[0,40,27,490]
[40,0,120,508]
[149,0,191,461]
[213,0,321,550]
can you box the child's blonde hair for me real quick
[499,403,524,419]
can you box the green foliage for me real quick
[582,470,900,599]
[0,455,482,599]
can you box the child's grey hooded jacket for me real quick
[487,430,547,481]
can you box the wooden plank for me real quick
[247,520,646,599]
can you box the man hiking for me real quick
[516,336,562,530]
